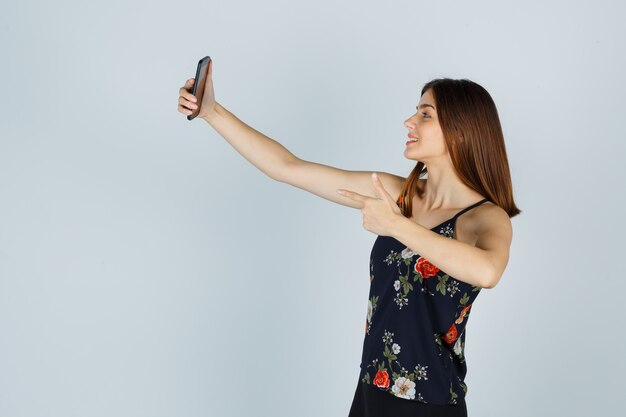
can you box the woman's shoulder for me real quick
[466,199,512,238]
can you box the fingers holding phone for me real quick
[178,79,199,117]
[178,56,216,121]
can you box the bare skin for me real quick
[176,62,511,286]
[400,89,507,249]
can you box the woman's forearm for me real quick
[390,216,496,288]
[202,102,298,179]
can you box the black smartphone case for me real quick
[187,55,211,121]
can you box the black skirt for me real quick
[348,380,468,417]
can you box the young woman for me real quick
[177,59,519,417]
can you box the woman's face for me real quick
[403,89,448,161]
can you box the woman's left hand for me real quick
[336,172,403,237]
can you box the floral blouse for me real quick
[358,197,490,406]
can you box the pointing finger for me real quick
[336,189,366,202]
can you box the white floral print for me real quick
[401,247,417,258]
[394,292,409,309]
[360,198,490,406]
[391,376,416,400]
[453,335,463,356]
[365,295,378,336]
[414,363,429,380]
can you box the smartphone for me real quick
[187,55,211,121]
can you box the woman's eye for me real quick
[422,112,430,118]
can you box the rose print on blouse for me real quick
[361,329,429,403]
[414,256,466,299]
[437,299,474,363]
[456,303,472,324]
[443,323,458,345]
[414,256,439,280]
[378,221,472,309]
[360,198,489,405]
[373,368,390,388]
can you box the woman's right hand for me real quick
[178,59,216,120]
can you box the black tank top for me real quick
[358,197,490,406]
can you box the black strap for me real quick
[453,198,489,219]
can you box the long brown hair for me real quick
[397,78,521,218]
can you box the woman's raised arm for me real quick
[177,63,404,209]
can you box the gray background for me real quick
[1,0,625,416]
